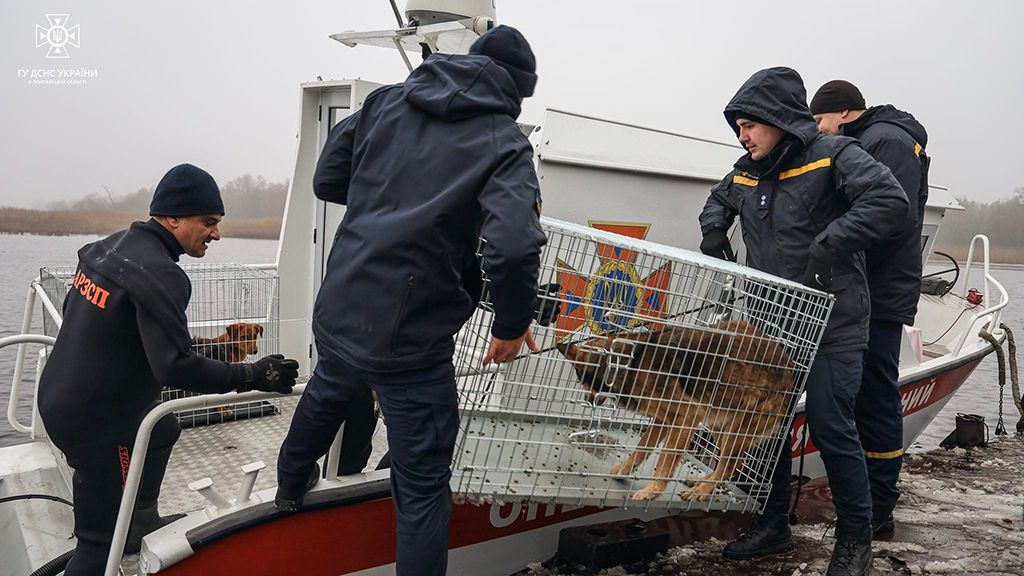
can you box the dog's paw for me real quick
[610,462,633,476]
[681,481,715,502]
[630,481,666,501]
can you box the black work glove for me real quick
[802,257,833,291]
[535,282,562,326]
[238,354,299,393]
[700,228,736,262]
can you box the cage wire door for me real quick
[40,263,281,428]
[451,218,833,513]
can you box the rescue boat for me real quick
[0,2,1011,575]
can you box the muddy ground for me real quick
[522,435,1024,575]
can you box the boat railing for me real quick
[6,263,279,440]
[954,234,1010,353]
[3,332,57,436]
[6,280,63,436]
[101,384,306,576]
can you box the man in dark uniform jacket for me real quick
[38,163,299,575]
[811,80,931,537]
[699,68,908,576]
[275,26,546,576]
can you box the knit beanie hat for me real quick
[810,80,866,115]
[149,164,225,217]
[469,25,538,98]
[733,112,777,129]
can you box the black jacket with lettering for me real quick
[312,53,546,372]
[699,67,909,354]
[841,105,930,325]
[38,220,246,448]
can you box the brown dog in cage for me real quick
[191,322,265,418]
[557,319,794,502]
[191,322,264,362]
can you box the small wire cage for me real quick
[39,263,281,427]
[451,218,834,513]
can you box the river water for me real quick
[0,233,1020,451]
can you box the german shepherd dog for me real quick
[191,322,264,362]
[557,319,794,501]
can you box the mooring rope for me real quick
[978,327,1009,435]
[998,323,1022,431]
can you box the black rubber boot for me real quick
[275,461,321,512]
[826,520,873,576]
[722,513,793,560]
[871,512,895,537]
[125,503,186,554]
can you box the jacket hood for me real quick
[724,67,819,146]
[844,104,928,148]
[404,54,522,120]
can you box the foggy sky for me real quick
[1,1,1021,208]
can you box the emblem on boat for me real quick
[555,221,671,339]
[35,14,80,59]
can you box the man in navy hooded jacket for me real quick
[275,26,546,575]
[811,80,931,537]
[699,67,908,576]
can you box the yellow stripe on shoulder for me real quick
[733,175,759,187]
[778,157,831,181]
[914,142,923,156]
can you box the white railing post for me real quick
[4,334,57,434]
[953,235,1010,353]
[8,288,40,434]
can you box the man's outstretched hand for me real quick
[483,329,540,365]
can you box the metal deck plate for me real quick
[158,397,389,515]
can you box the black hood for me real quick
[843,104,928,148]
[724,67,819,146]
[404,54,522,120]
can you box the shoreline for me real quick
[3,208,1024,263]
[0,207,281,240]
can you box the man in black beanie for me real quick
[699,68,908,576]
[275,24,547,576]
[812,80,930,538]
[38,163,299,575]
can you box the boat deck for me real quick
[159,397,389,515]
[520,434,1024,575]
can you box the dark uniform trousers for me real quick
[763,351,873,526]
[61,413,181,576]
[856,320,904,520]
[277,353,458,576]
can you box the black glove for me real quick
[700,228,736,262]
[535,282,562,326]
[802,257,833,291]
[238,354,299,393]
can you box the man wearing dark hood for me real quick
[38,163,299,576]
[811,80,931,538]
[699,67,909,576]
[274,26,547,576]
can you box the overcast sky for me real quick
[1,1,1021,208]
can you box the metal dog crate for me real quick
[451,218,834,513]
[39,263,281,427]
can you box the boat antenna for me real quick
[388,0,406,27]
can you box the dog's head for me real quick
[557,334,636,403]
[225,322,263,357]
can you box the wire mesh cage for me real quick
[39,263,281,427]
[451,218,834,512]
